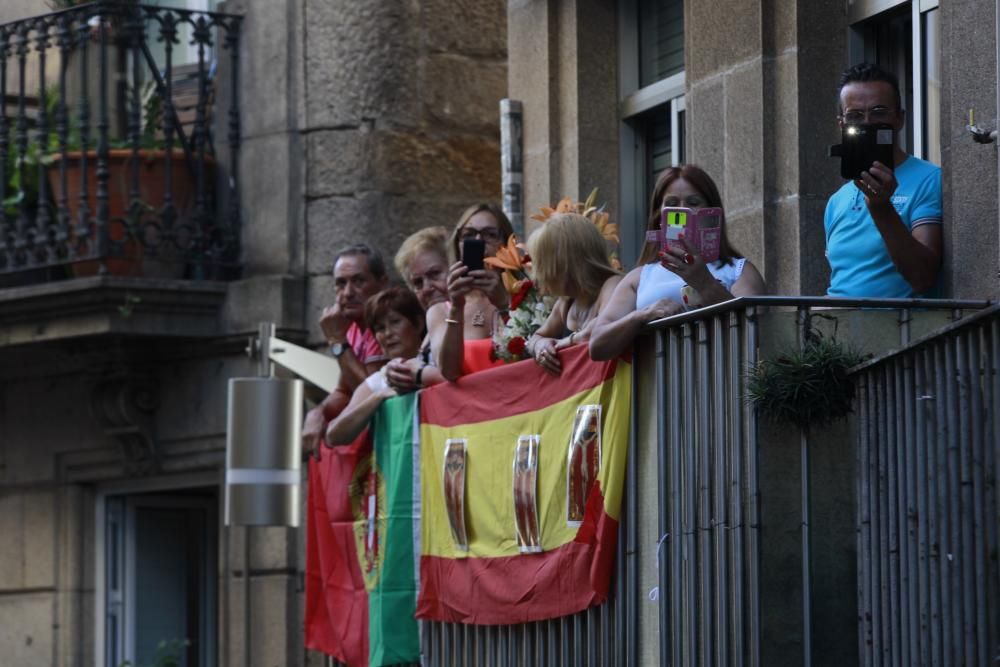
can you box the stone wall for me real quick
[507,0,619,238]
[301,0,508,343]
[0,1,508,665]
[685,0,846,297]
[940,1,1000,300]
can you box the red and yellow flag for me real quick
[416,343,631,624]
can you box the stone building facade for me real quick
[511,0,999,301]
[1,0,998,665]
[0,0,505,665]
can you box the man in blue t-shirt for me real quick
[824,63,942,298]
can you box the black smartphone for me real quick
[462,238,485,272]
[828,123,895,180]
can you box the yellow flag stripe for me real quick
[421,363,631,559]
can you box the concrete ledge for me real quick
[0,276,229,347]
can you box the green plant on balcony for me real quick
[25,75,211,276]
[117,638,191,667]
[747,329,867,430]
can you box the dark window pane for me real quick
[639,0,684,87]
[857,6,913,153]
[922,8,940,165]
[643,104,672,198]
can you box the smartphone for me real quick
[645,206,723,263]
[828,122,895,180]
[462,238,485,272]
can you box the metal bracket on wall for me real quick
[246,321,341,393]
[967,108,997,144]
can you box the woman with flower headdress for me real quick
[589,164,766,361]
[525,213,623,375]
[426,203,513,381]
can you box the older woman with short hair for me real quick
[381,226,451,393]
[394,225,450,311]
[325,287,441,445]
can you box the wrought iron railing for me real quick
[0,1,242,283]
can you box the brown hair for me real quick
[528,213,621,301]
[394,226,449,287]
[448,203,515,263]
[365,286,425,333]
[637,164,742,266]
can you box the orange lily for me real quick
[484,234,524,272]
[530,206,555,222]
[590,210,620,244]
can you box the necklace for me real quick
[568,299,594,330]
[471,309,486,327]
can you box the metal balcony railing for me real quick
[852,303,1000,666]
[0,1,242,283]
[401,296,995,667]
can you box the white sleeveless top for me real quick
[635,258,746,310]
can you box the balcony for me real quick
[343,297,997,666]
[0,1,242,345]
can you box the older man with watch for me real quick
[302,243,388,457]
[825,63,942,298]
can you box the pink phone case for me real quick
[645,206,723,263]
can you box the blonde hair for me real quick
[528,213,620,301]
[394,226,449,287]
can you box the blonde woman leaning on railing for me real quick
[590,165,766,361]
[526,213,623,375]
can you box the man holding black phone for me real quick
[824,63,942,298]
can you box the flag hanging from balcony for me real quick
[304,393,421,667]
[416,343,631,624]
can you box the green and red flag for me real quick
[416,343,631,624]
[305,392,421,666]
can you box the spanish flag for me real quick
[416,343,631,624]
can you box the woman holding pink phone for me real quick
[589,164,766,361]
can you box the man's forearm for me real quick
[336,348,368,392]
[870,205,941,293]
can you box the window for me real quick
[98,488,218,667]
[849,0,941,164]
[619,0,686,267]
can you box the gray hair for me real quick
[333,243,386,279]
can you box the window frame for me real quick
[95,473,219,667]
[848,0,940,161]
[618,0,686,268]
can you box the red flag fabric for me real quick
[304,431,371,665]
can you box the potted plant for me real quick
[47,80,215,277]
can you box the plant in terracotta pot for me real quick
[47,79,215,278]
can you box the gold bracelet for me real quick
[445,318,461,325]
